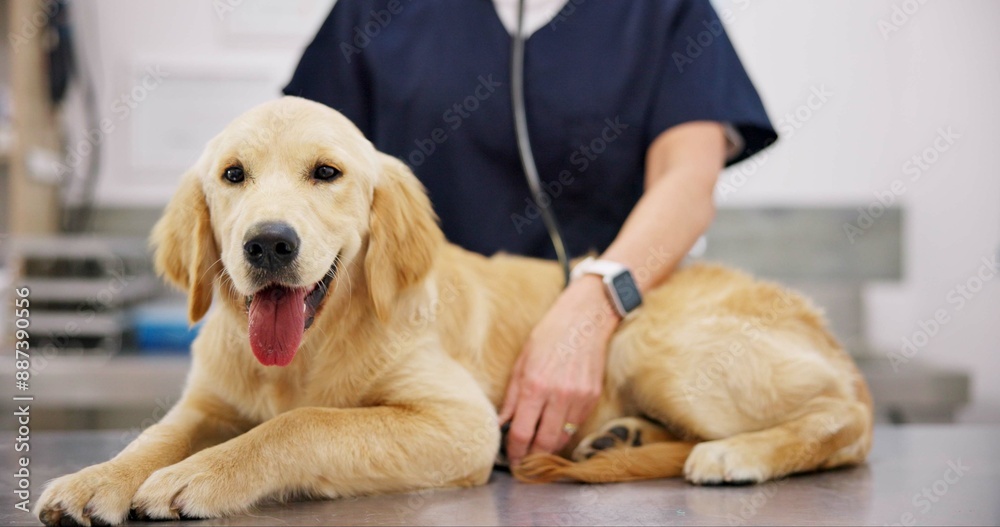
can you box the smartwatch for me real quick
[570,257,643,317]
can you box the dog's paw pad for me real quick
[589,435,617,452]
[57,515,86,527]
[608,426,629,441]
[573,417,659,461]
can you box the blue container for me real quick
[131,300,201,354]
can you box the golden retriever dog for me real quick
[35,97,872,526]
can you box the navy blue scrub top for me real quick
[285,0,777,259]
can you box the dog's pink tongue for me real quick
[248,285,309,366]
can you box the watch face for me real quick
[611,271,642,313]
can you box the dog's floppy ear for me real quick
[150,169,220,324]
[364,154,444,322]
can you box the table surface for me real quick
[2,425,998,526]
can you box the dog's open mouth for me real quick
[245,263,336,367]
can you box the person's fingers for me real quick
[506,377,547,465]
[545,362,602,453]
[556,395,597,452]
[498,354,527,423]
[498,388,517,424]
[528,390,572,456]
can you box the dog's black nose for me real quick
[244,222,300,270]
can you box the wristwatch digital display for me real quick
[570,257,643,317]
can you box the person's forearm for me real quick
[562,121,724,328]
[501,125,724,461]
[601,167,717,293]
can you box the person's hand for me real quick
[499,275,621,467]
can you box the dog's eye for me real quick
[313,165,342,182]
[223,166,245,184]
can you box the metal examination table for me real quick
[2,425,998,526]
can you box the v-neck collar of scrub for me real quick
[489,0,571,39]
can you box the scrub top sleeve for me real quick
[283,1,373,136]
[648,0,777,166]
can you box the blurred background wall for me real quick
[712,0,1000,421]
[1,0,997,427]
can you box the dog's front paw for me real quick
[683,440,770,485]
[131,449,260,520]
[34,462,145,526]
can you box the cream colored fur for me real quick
[34,97,872,526]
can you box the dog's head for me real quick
[151,97,443,366]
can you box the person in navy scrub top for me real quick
[285,0,777,467]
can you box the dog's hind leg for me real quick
[517,393,870,486]
[516,324,873,484]
[682,396,872,485]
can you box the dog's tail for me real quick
[512,441,697,483]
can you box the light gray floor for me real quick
[2,425,998,526]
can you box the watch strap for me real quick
[570,256,627,281]
[570,257,643,317]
